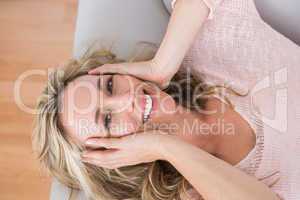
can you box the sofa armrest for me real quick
[73,0,170,60]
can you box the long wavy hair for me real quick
[32,48,230,200]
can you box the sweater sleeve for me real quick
[170,0,223,19]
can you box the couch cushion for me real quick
[73,0,170,60]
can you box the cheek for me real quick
[115,75,139,93]
[72,118,106,142]
[110,113,140,137]
[156,91,177,115]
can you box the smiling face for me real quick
[59,74,178,144]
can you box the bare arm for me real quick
[82,130,280,199]
[89,0,210,88]
[160,136,280,200]
[152,0,210,82]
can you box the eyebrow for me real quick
[94,77,101,124]
[97,76,101,91]
[94,108,100,124]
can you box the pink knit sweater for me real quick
[171,0,300,199]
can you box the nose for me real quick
[100,90,134,113]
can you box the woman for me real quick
[33,0,300,200]
[34,50,277,200]
[88,0,300,198]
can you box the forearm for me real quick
[159,136,280,200]
[153,0,209,74]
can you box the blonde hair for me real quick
[32,50,203,200]
[32,46,240,199]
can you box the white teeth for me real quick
[143,94,152,122]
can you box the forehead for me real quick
[59,75,103,141]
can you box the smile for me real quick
[143,94,153,123]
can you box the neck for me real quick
[150,98,255,165]
[155,105,220,155]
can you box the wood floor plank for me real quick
[0,0,78,199]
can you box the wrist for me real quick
[150,57,178,88]
[149,58,170,86]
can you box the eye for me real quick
[104,112,112,131]
[106,76,114,95]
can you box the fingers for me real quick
[81,158,118,169]
[88,63,128,75]
[81,149,122,169]
[81,133,163,169]
[82,149,118,160]
[88,62,150,80]
[88,61,170,89]
[81,149,137,169]
[84,137,124,149]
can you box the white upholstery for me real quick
[51,0,300,199]
[254,0,300,45]
[73,0,169,60]
[50,179,71,200]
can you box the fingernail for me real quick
[85,139,97,145]
[81,158,89,163]
[80,153,86,159]
[81,153,89,160]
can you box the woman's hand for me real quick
[88,0,211,89]
[88,59,174,89]
[81,131,172,169]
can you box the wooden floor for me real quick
[0,0,78,199]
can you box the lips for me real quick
[143,94,153,123]
[135,86,158,124]
[139,89,153,123]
